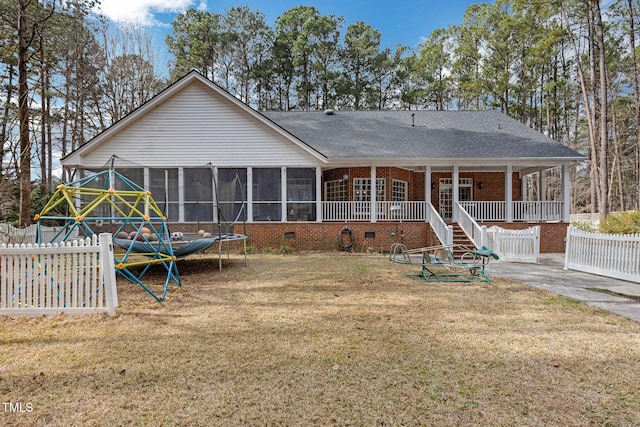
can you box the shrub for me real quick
[599,210,640,234]
[570,221,598,233]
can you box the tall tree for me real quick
[273,6,319,110]
[223,6,272,105]
[12,0,56,226]
[167,9,222,82]
[450,4,488,109]
[98,23,163,124]
[414,28,453,110]
[340,21,384,110]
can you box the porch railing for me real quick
[322,201,426,222]
[322,201,564,223]
[513,201,563,221]
[323,201,369,221]
[459,201,563,222]
[376,201,426,221]
[459,201,505,221]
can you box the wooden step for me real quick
[447,223,475,254]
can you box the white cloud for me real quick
[95,0,205,26]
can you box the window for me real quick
[392,180,407,202]
[324,179,347,202]
[149,168,179,221]
[354,178,385,201]
[184,168,214,222]
[253,168,281,221]
[217,168,247,224]
[287,168,316,221]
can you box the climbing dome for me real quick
[35,169,180,302]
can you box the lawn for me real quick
[1,252,640,426]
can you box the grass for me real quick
[2,252,640,426]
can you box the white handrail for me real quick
[455,202,487,248]
[427,202,452,245]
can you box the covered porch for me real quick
[320,163,572,224]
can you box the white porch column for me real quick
[212,166,219,223]
[425,165,431,223]
[315,167,322,222]
[143,168,150,191]
[452,166,459,222]
[521,173,527,202]
[281,167,287,222]
[562,163,571,222]
[539,170,547,201]
[370,166,377,223]
[505,165,513,222]
[246,167,253,222]
[178,168,185,222]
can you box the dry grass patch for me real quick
[2,253,640,426]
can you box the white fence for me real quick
[0,223,71,245]
[487,226,540,263]
[0,233,118,316]
[564,226,640,283]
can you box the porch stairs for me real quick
[447,223,475,257]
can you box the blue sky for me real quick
[95,0,485,50]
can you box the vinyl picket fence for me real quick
[0,223,70,245]
[487,225,540,263]
[564,226,640,283]
[0,233,118,316]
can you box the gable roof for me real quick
[62,70,327,166]
[262,110,585,165]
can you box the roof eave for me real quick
[324,155,586,167]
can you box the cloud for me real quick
[95,0,206,26]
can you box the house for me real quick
[61,71,585,252]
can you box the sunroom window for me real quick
[287,168,316,221]
[253,168,281,221]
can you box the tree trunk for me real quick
[0,64,15,180]
[592,0,609,221]
[627,0,640,210]
[18,0,32,227]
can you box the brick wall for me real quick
[241,222,438,252]
[168,221,566,252]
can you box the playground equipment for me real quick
[35,169,180,302]
[389,243,499,282]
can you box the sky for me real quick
[94,0,485,50]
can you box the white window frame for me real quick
[391,179,408,202]
[324,179,347,202]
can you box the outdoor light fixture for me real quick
[342,174,349,181]
[431,182,436,190]
[478,182,484,189]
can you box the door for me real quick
[438,178,473,221]
[439,186,452,220]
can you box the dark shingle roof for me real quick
[262,110,584,161]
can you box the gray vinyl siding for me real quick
[80,80,319,168]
